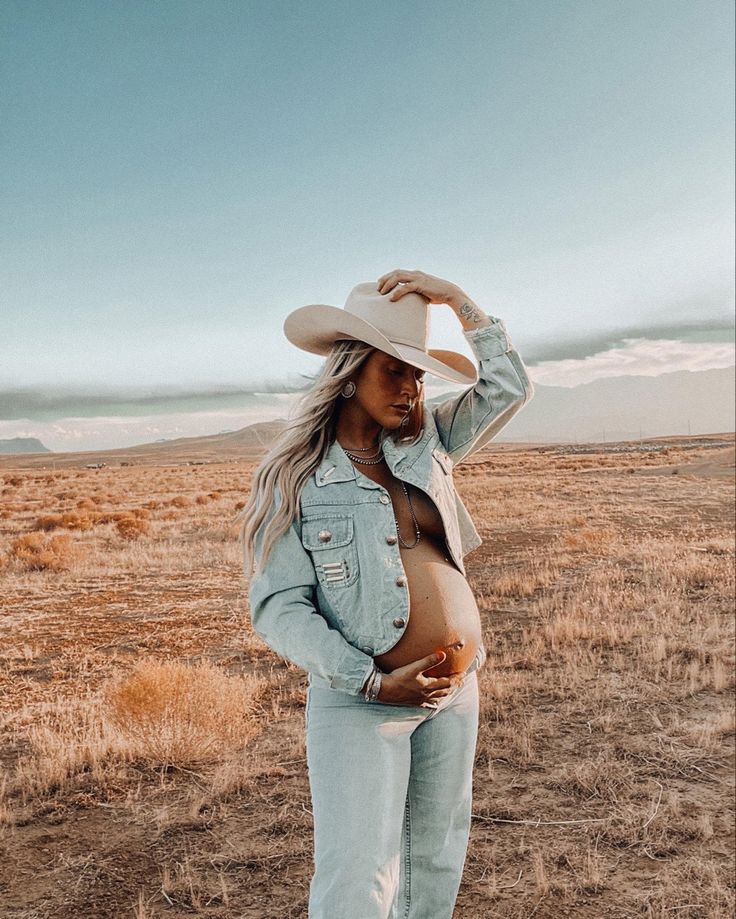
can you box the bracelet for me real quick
[362,664,382,702]
[361,665,376,700]
[363,666,378,701]
[368,670,382,702]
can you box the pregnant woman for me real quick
[239,269,534,918]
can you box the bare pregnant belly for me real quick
[373,537,482,678]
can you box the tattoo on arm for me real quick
[458,301,485,325]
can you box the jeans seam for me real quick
[403,794,412,918]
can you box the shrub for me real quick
[35,512,93,532]
[60,512,94,531]
[93,508,147,525]
[115,515,150,540]
[103,659,266,766]
[35,514,63,531]
[9,532,81,571]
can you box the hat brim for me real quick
[283,304,478,386]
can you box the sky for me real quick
[1,0,734,451]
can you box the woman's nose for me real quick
[401,375,419,399]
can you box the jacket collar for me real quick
[314,439,357,486]
[314,429,431,488]
[314,435,410,487]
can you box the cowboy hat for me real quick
[282,281,478,386]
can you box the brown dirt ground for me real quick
[0,433,734,918]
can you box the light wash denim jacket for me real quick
[247,318,534,696]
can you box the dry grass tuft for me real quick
[104,658,267,766]
[13,697,124,800]
[59,511,95,531]
[9,532,83,571]
[10,661,269,799]
[35,514,64,531]
[116,514,151,540]
[634,854,734,917]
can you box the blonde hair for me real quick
[237,339,424,574]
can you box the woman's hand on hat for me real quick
[376,269,464,308]
[377,269,491,331]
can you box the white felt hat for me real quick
[283,281,477,386]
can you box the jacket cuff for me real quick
[463,319,511,359]
[332,643,377,695]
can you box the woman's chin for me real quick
[383,417,404,431]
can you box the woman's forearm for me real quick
[446,289,495,332]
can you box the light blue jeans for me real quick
[305,660,480,918]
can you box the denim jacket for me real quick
[246,318,534,696]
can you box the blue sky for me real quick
[1,0,734,450]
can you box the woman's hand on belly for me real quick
[377,650,464,707]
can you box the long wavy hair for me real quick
[237,339,425,574]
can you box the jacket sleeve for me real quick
[246,494,377,696]
[425,317,534,465]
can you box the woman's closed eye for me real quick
[389,367,425,383]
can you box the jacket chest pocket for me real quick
[301,515,360,589]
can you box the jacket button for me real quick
[395,575,407,587]
[318,530,332,543]
[386,534,398,545]
[393,617,406,628]
[379,494,390,505]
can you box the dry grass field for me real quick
[0,434,734,918]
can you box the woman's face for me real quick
[351,349,425,430]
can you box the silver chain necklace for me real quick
[340,442,422,548]
[394,480,421,548]
[340,438,380,452]
[342,443,385,465]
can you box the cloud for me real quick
[523,316,735,364]
[531,338,735,388]
[0,380,309,422]
[2,323,734,431]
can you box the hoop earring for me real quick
[340,381,356,398]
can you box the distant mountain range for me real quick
[496,365,735,444]
[0,437,51,455]
[0,420,290,468]
[1,366,733,467]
